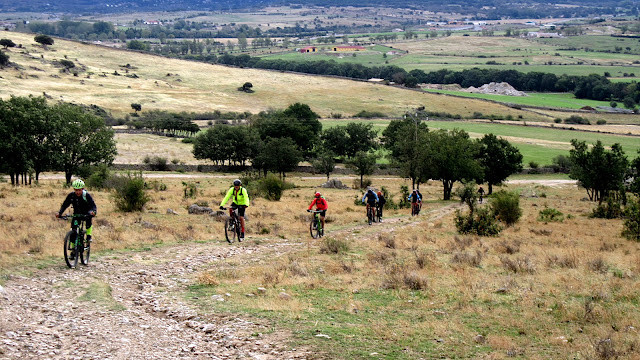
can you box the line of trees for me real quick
[0,96,117,185]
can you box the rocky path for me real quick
[0,205,463,360]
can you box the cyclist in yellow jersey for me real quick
[219,179,250,239]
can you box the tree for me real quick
[320,126,349,158]
[476,134,523,194]
[51,103,118,184]
[239,82,253,92]
[383,109,429,189]
[34,34,54,46]
[0,51,8,66]
[252,103,321,157]
[131,103,142,113]
[0,96,42,184]
[569,139,629,203]
[254,137,302,179]
[630,151,640,197]
[312,149,336,181]
[421,129,483,200]
[237,33,248,50]
[127,40,148,51]
[344,122,378,158]
[346,151,379,188]
[0,38,16,49]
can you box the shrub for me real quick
[319,237,350,254]
[149,156,168,171]
[538,207,564,223]
[259,174,285,201]
[0,51,9,66]
[353,110,387,118]
[564,115,590,125]
[110,172,150,212]
[622,199,640,241]
[86,164,111,189]
[596,119,607,125]
[454,207,502,236]
[491,190,522,226]
[182,181,198,198]
[590,196,623,219]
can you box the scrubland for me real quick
[1,174,638,359]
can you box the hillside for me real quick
[0,31,545,120]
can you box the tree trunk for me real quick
[326,173,330,182]
[488,183,493,195]
[10,173,15,186]
[65,171,72,185]
[360,174,364,188]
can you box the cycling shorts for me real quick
[231,203,246,217]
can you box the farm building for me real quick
[299,46,317,53]
[332,46,366,52]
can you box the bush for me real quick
[538,207,564,223]
[259,174,285,201]
[622,199,640,241]
[590,196,623,219]
[564,115,590,125]
[353,110,387,118]
[86,164,110,189]
[319,237,350,254]
[454,206,502,236]
[491,190,522,226]
[182,181,198,198]
[149,156,168,171]
[0,51,10,66]
[110,172,150,212]
[596,119,607,125]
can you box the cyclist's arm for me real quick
[219,188,233,208]
[85,192,97,214]
[361,194,367,203]
[244,188,250,207]
[58,193,72,215]
[308,199,317,210]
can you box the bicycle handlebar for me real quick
[308,210,324,213]
[58,214,93,221]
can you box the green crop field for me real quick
[422,90,616,110]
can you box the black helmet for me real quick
[233,179,242,186]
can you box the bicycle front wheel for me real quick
[63,231,78,269]
[80,237,90,266]
[224,218,236,243]
[368,209,373,225]
[376,208,382,223]
[310,219,320,239]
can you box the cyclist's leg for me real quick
[236,205,246,238]
[86,217,93,242]
[320,211,326,234]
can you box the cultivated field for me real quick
[1,31,539,120]
[0,175,638,359]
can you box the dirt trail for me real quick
[0,203,462,360]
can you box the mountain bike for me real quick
[222,207,242,243]
[376,204,383,223]
[59,214,92,268]
[411,202,420,216]
[308,210,324,239]
[366,205,374,225]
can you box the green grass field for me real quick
[319,118,640,166]
[422,90,616,110]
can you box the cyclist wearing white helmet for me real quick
[219,179,250,240]
[56,179,97,246]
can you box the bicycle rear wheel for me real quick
[224,218,237,243]
[376,208,382,223]
[80,237,90,266]
[63,231,78,268]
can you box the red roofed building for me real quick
[332,46,366,52]
[299,46,317,53]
